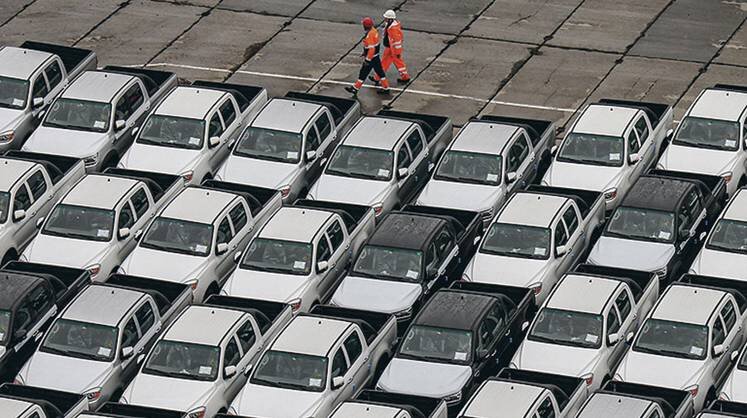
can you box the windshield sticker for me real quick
[378,169,390,177]
[658,231,671,240]
[97,229,110,238]
[93,121,106,129]
[609,153,621,161]
[198,366,212,375]
[726,139,737,148]
[97,347,111,356]
[287,151,298,159]
[406,270,419,279]
[309,378,322,387]
[189,137,201,145]
[690,346,703,356]
[486,173,499,182]
[534,247,547,256]
[12,99,24,106]
[585,334,599,344]
[195,244,207,253]
[293,261,306,270]
[454,352,467,360]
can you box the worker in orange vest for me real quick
[345,17,390,96]
[371,10,410,85]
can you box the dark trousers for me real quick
[358,55,386,81]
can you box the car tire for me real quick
[1,249,17,267]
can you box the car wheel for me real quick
[1,249,17,267]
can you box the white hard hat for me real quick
[383,9,396,19]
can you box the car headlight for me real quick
[84,153,99,167]
[654,267,667,280]
[394,306,413,320]
[187,406,206,418]
[85,263,101,279]
[603,188,618,201]
[721,171,733,184]
[0,130,15,143]
[443,390,462,405]
[84,387,102,404]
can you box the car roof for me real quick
[690,88,747,121]
[367,212,446,251]
[160,187,238,224]
[271,315,351,356]
[332,402,403,418]
[462,380,545,416]
[0,46,52,79]
[497,192,569,228]
[0,397,34,416]
[62,70,134,102]
[154,86,227,120]
[0,272,44,310]
[546,274,621,314]
[251,98,323,133]
[577,393,652,418]
[343,117,414,150]
[62,174,140,210]
[415,290,494,331]
[259,207,332,242]
[164,305,244,346]
[0,157,38,192]
[723,189,747,222]
[622,176,693,212]
[63,284,144,326]
[449,121,518,154]
[572,104,640,137]
[652,284,726,325]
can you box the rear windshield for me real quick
[252,350,328,392]
[138,115,206,150]
[234,127,303,163]
[42,204,115,242]
[140,217,214,257]
[142,340,220,381]
[326,145,394,181]
[353,245,423,282]
[41,319,118,362]
[674,117,740,151]
[606,207,675,243]
[0,77,28,109]
[633,319,708,360]
[557,133,624,167]
[0,192,8,224]
[241,238,313,275]
[44,98,111,133]
[481,223,551,259]
[706,219,747,255]
[528,308,603,349]
[399,325,473,364]
[434,151,502,185]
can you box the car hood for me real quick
[222,268,309,302]
[416,180,503,212]
[23,127,108,158]
[587,236,674,271]
[616,350,707,390]
[512,340,602,377]
[0,108,26,131]
[230,383,325,417]
[377,357,472,398]
[309,175,390,206]
[119,144,201,175]
[20,351,112,393]
[690,248,747,280]
[659,144,739,176]
[217,155,298,189]
[330,275,422,314]
[24,235,109,269]
[543,161,623,192]
[124,373,214,411]
[120,247,209,283]
[466,254,548,287]
[721,369,747,403]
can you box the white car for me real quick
[118,81,267,184]
[658,84,747,197]
[720,342,747,403]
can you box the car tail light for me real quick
[684,384,699,398]
[289,298,302,313]
[181,170,194,182]
[84,387,102,403]
[373,203,384,216]
[85,264,101,279]
[580,373,594,386]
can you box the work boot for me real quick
[377,88,391,95]
[345,86,359,96]
[397,77,410,84]
[368,76,380,85]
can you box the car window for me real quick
[627,129,641,154]
[45,61,63,90]
[116,83,145,121]
[27,284,52,321]
[679,189,702,232]
[615,290,632,322]
[537,397,556,418]
[14,185,32,212]
[406,130,424,156]
[32,76,48,99]
[224,337,241,368]
[397,144,412,169]
[425,242,437,269]
[131,188,149,218]
[434,227,454,259]
[479,312,503,349]
[229,203,248,232]
[208,112,224,138]
[650,411,662,418]
[13,298,32,334]
[135,302,155,334]
[27,170,47,201]
[343,332,363,364]
[119,203,135,229]
[331,347,349,378]
[122,317,140,348]
[562,206,579,236]
[635,117,649,142]
[554,221,568,248]
[327,220,345,252]
[219,99,237,126]
[713,318,726,347]
[29,413,41,418]
[607,307,621,335]
[216,217,233,245]
[237,320,255,353]
[722,301,737,333]
[307,125,321,151]
[317,236,332,263]
[315,112,333,140]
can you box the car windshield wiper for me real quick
[41,345,72,357]
[708,243,747,254]
[233,150,287,162]
[656,348,699,359]
[43,229,97,241]
[243,264,297,274]
[528,334,560,344]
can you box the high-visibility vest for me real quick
[363,27,380,60]
[384,20,404,52]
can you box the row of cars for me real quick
[1,39,747,418]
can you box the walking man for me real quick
[373,9,410,84]
[345,17,390,96]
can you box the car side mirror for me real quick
[521,321,530,332]
[332,376,345,390]
[13,329,27,341]
[36,217,45,229]
[317,260,329,273]
[397,167,409,180]
[506,172,518,183]
[625,331,635,344]
[224,365,237,378]
[628,153,640,164]
[476,348,489,360]
[550,145,558,155]
[306,150,317,162]
[32,97,44,109]
[555,245,567,257]
[114,120,126,131]
[714,344,725,357]
[121,346,134,359]
[208,136,220,148]
[427,162,435,172]
[136,354,145,365]
[13,209,26,222]
[233,251,242,263]
[607,333,620,345]
[118,227,130,240]
[131,126,139,137]
[473,236,481,245]
[731,350,740,362]
[216,242,229,255]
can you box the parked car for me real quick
[228,305,398,417]
[119,180,281,302]
[308,110,452,218]
[330,390,448,418]
[215,92,360,202]
[120,295,293,418]
[700,400,747,417]
[376,282,533,413]
[0,383,88,418]
[22,66,177,171]
[20,169,183,280]
[457,368,587,418]
[81,403,185,418]
[331,205,482,325]
[577,381,694,418]
[588,170,727,283]
[543,99,673,212]
[462,186,605,304]
[118,81,267,184]
[221,200,375,312]
[614,275,747,411]
[0,151,86,266]
[658,84,747,197]
[0,262,90,380]
[690,187,747,279]
[415,115,555,224]
[510,265,659,391]
[14,275,192,409]
[0,41,97,152]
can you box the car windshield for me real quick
[140,217,213,257]
[557,133,625,167]
[674,117,740,151]
[706,219,747,255]
[142,340,220,381]
[240,238,313,275]
[399,325,472,364]
[326,145,394,181]
[41,319,118,362]
[252,350,328,392]
[434,151,502,185]
[0,310,9,345]
[234,127,303,163]
[606,207,675,243]
[528,308,603,349]
[481,223,551,259]
[44,98,111,132]
[634,319,708,360]
[42,204,114,242]
[352,245,423,282]
[0,192,9,224]
[138,115,206,150]
[0,77,28,110]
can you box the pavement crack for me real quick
[73,0,132,47]
[0,0,36,29]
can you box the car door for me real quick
[315,232,335,300]
[10,179,35,243]
[432,226,458,284]
[311,111,335,176]
[677,188,705,253]
[551,214,571,273]
[114,83,147,150]
[561,204,584,266]
[304,122,325,182]
[633,115,655,170]
[29,73,50,117]
[395,140,417,204]
[114,198,137,268]
[342,329,369,392]
[213,99,240,165]
[214,214,237,282]
[406,129,429,189]
[228,202,253,254]
[609,289,634,365]
[714,299,740,382]
[535,396,557,418]
[329,345,352,405]
[43,60,65,103]
[206,111,227,171]
[15,170,47,245]
[505,134,532,193]
[604,303,622,370]
[120,315,142,374]
[476,303,506,376]
[324,219,348,296]
[710,313,729,383]
[14,283,55,353]
[221,335,243,404]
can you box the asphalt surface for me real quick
[3,0,746,137]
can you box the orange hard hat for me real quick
[362,17,374,29]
